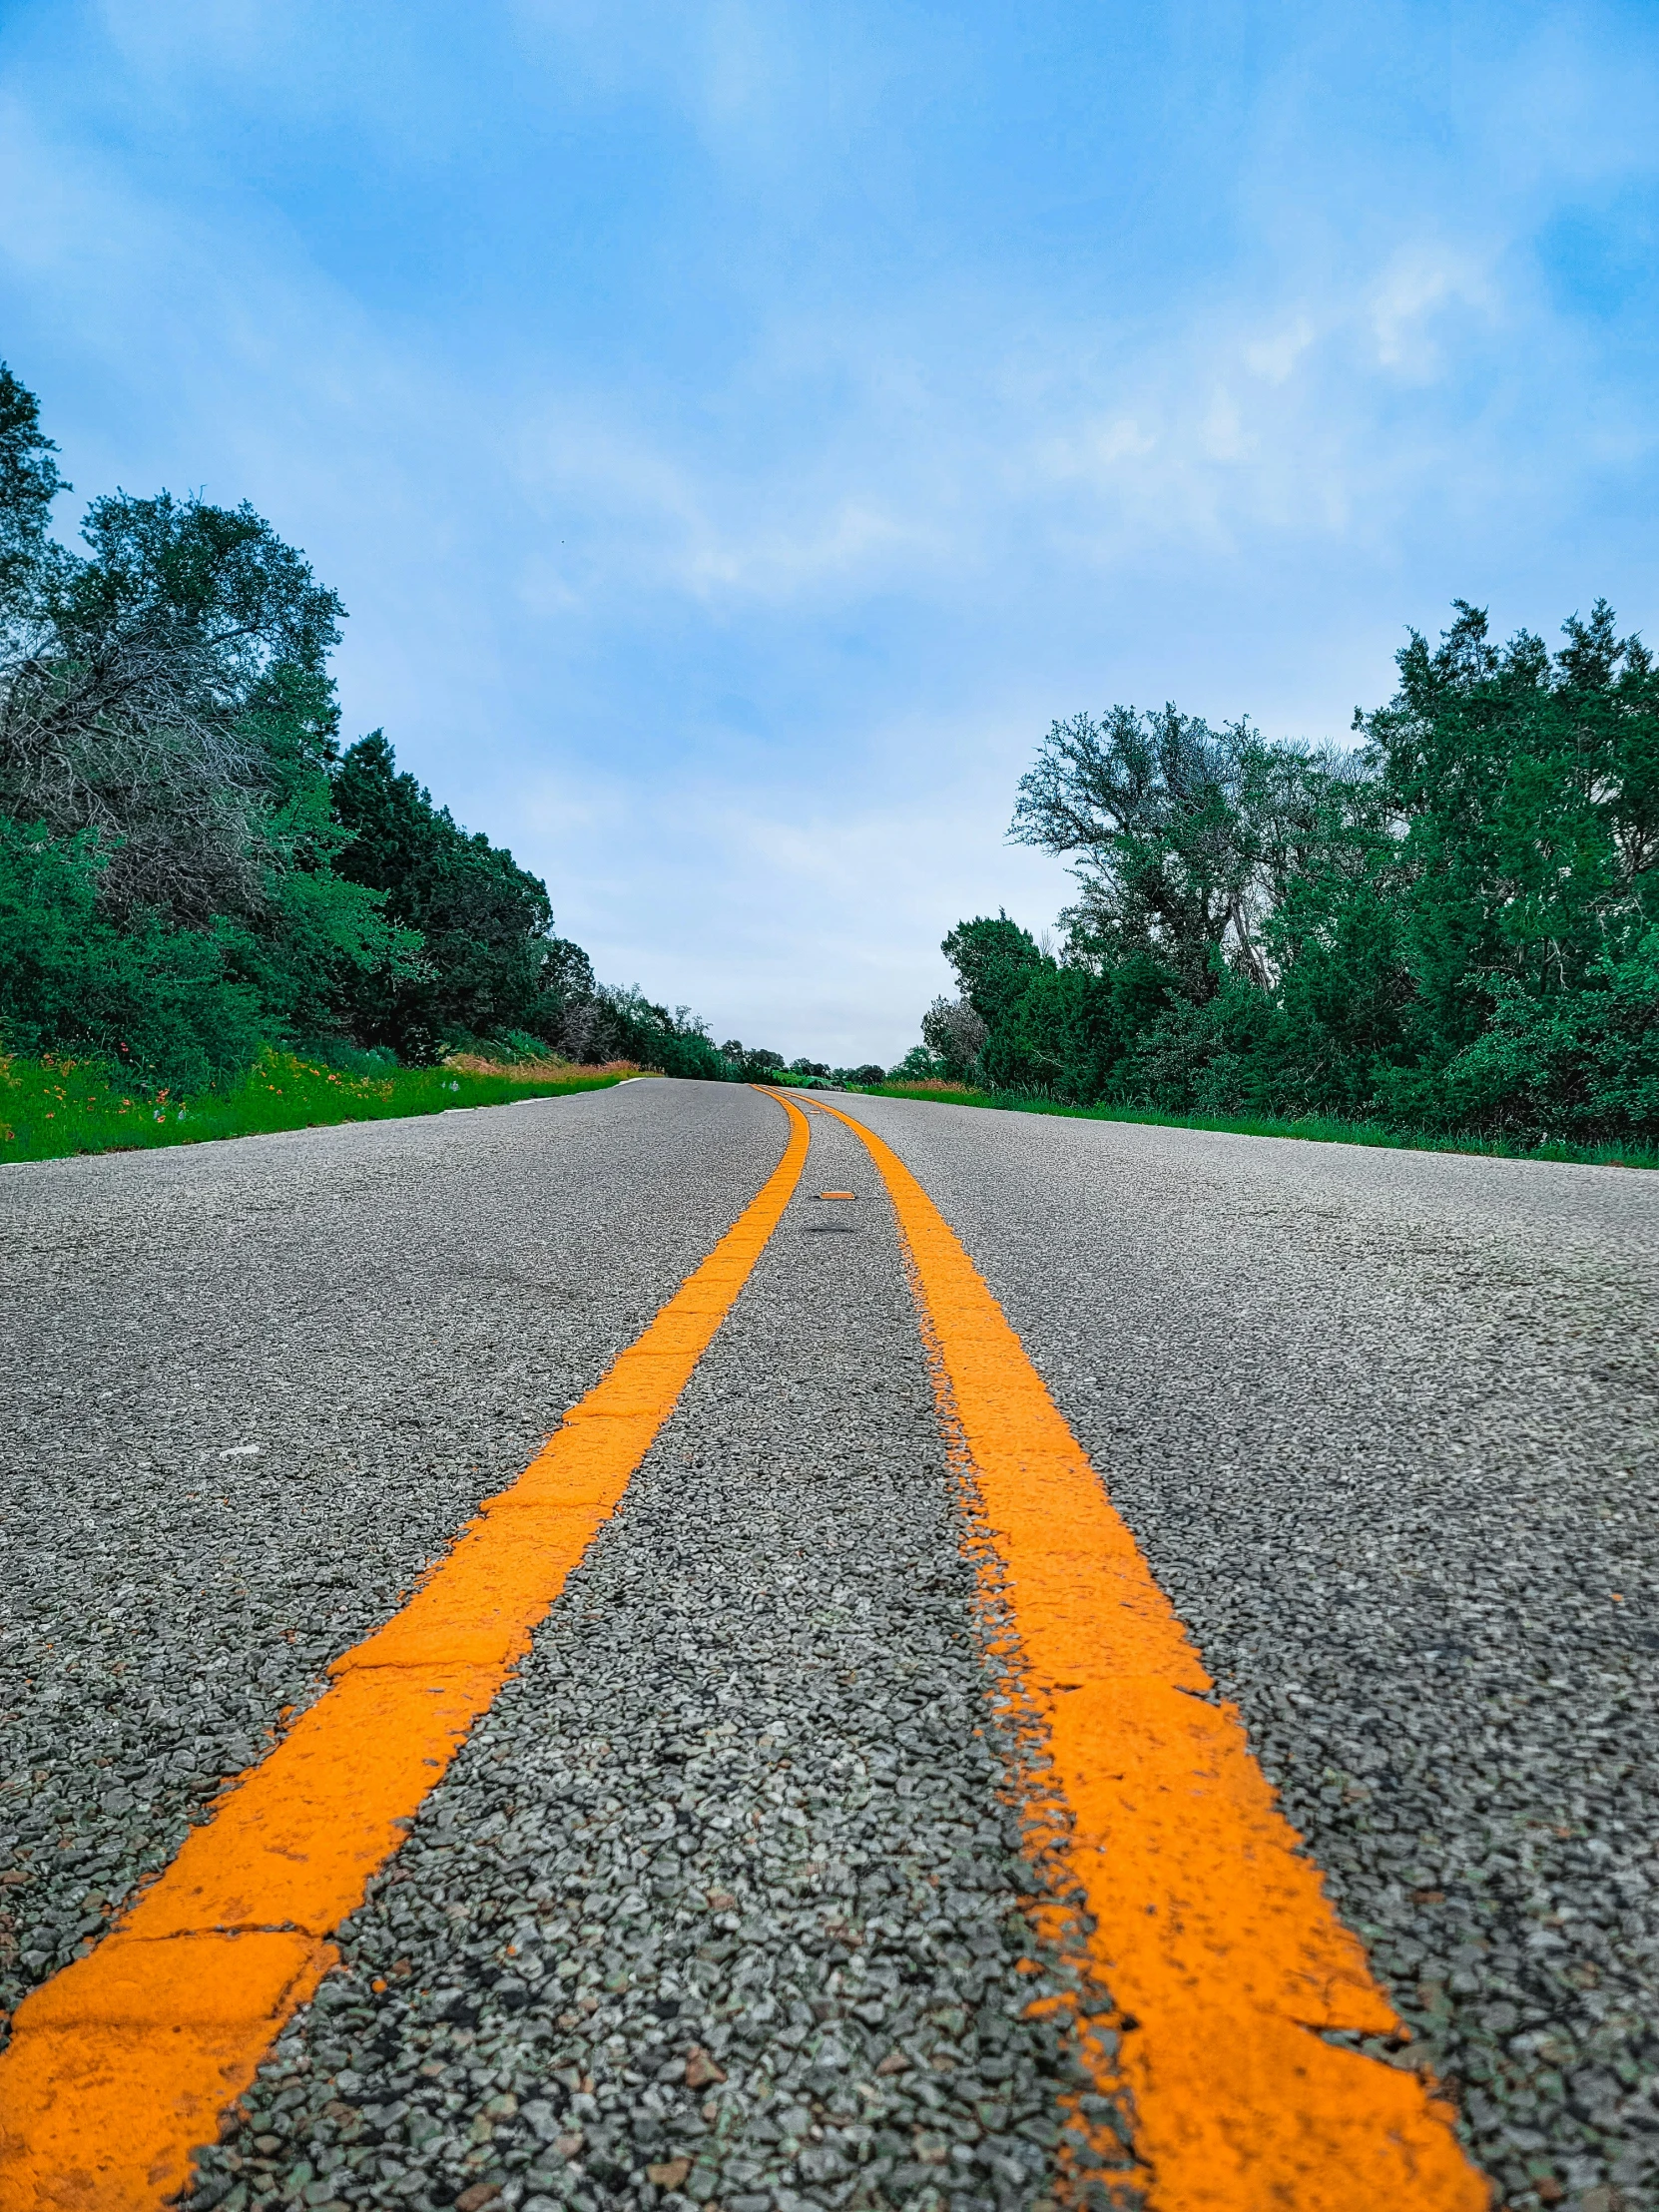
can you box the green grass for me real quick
[855,1080,1659,1171]
[0,1050,636,1165]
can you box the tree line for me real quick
[0,362,783,1093]
[912,604,1659,1144]
[22,351,1637,1142]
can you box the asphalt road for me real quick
[2,1082,1656,2212]
[831,1094,1659,2212]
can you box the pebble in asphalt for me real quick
[9,1081,1659,2212]
[0,1084,785,2037]
[184,1105,1113,2212]
[832,1096,1659,2212]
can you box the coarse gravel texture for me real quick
[19,1076,1655,2212]
[0,1081,785,2039]
[186,1107,1117,2212]
[835,1094,1659,2212]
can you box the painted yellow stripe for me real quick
[0,1092,811,2212]
[801,1095,1489,2212]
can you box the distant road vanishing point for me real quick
[2,1080,1654,2212]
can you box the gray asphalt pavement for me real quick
[0,1083,783,2035]
[185,1105,1107,2212]
[833,1096,1659,2212]
[3,1082,1656,2212]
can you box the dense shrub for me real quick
[916,600,1659,1146]
[0,362,743,1092]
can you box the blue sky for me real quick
[4,1,1658,1062]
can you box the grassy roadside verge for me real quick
[853,1080,1659,1172]
[0,1050,641,1166]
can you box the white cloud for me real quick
[515,402,941,605]
[1369,244,1497,377]
[6,2,1658,1064]
[1245,313,1316,384]
[497,218,1540,630]
[554,767,1077,1064]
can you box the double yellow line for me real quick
[0,1090,1489,2211]
[800,1094,1488,2212]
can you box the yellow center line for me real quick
[0,1092,812,2212]
[796,1094,1490,2211]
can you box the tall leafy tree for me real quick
[3,488,349,923]
[0,368,406,1081]
[0,361,741,1090]
[1361,599,1659,1052]
[330,732,593,1060]
[0,361,66,605]
[1010,706,1337,997]
[915,603,1659,1143]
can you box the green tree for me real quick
[913,603,1659,1142]
[329,732,592,1061]
[0,819,266,1090]
[3,488,348,922]
[1,372,406,1081]
[1437,931,1659,1142]
[1011,708,1315,998]
[721,1039,788,1081]
[589,986,731,1079]
[0,362,748,1092]
[0,361,67,606]
[1361,600,1659,1065]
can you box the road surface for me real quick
[1,1081,1655,2212]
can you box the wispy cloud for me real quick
[4,0,1658,1058]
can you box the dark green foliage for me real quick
[329,732,593,1061]
[924,602,1659,1146]
[865,1076,1658,1172]
[0,819,265,1092]
[720,1039,789,1081]
[1431,935,1659,1140]
[0,811,409,1092]
[0,416,411,1084]
[0,364,742,1092]
[940,915,1048,1031]
[0,360,66,602]
[977,959,1130,1101]
[1363,599,1659,1053]
[582,987,731,1080]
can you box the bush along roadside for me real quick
[0,1049,640,1166]
[906,601,1659,1154]
[0,360,741,1094]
